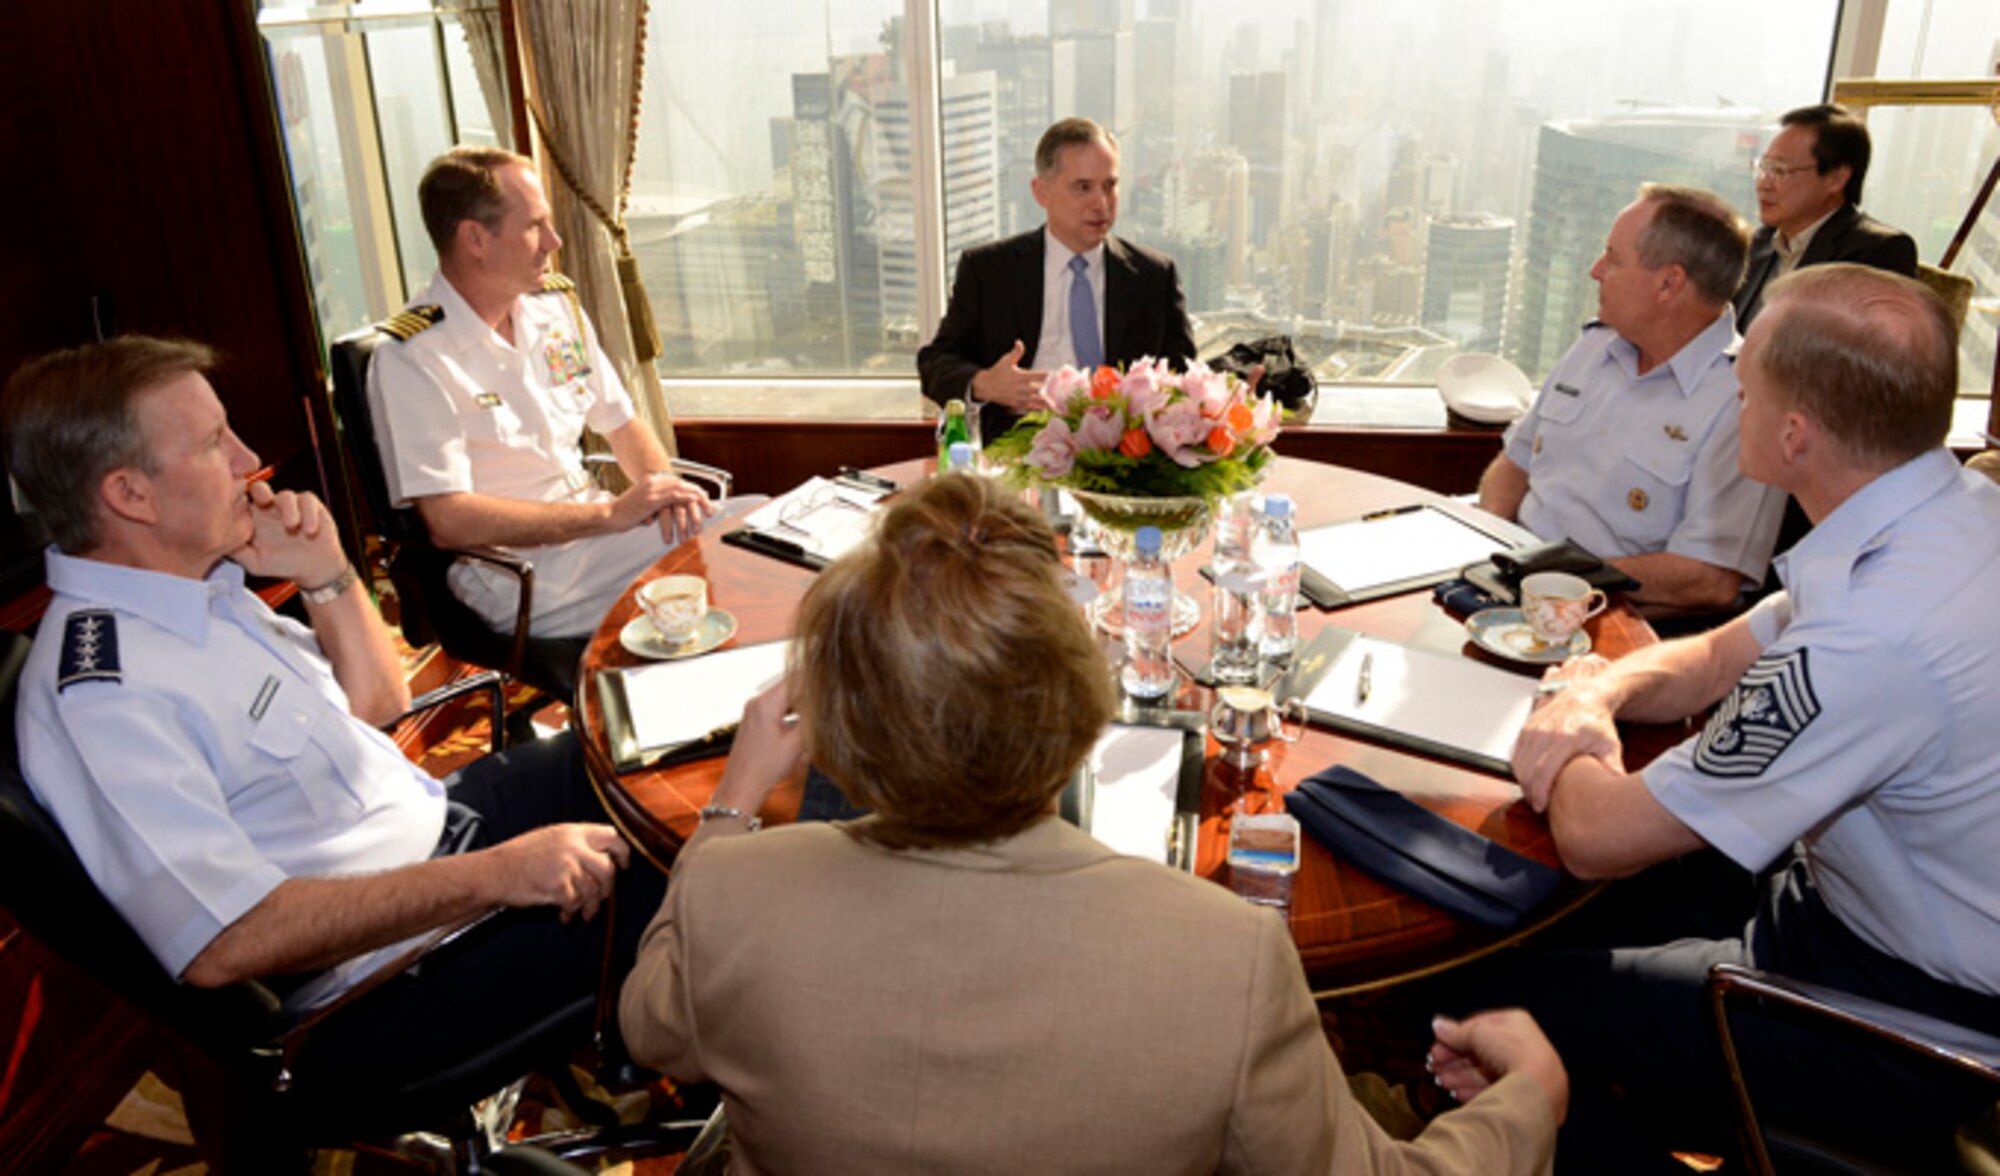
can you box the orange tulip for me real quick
[1120,428,1153,458]
[1226,402,1255,432]
[1091,366,1121,400]
[1206,425,1234,454]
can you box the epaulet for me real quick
[1579,319,1607,333]
[58,609,121,693]
[377,304,445,342]
[536,273,577,295]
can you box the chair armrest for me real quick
[581,451,734,499]
[1710,963,2000,1072]
[670,458,733,499]
[389,670,507,757]
[425,544,537,683]
[273,907,506,1088]
[1708,962,2000,1176]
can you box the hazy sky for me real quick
[637,0,1997,200]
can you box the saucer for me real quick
[1465,607,1590,664]
[621,608,738,660]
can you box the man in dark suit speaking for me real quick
[917,117,1198,441]
[1732,103,1917,331]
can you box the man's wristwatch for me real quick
[299,564,358,606]
[698,804,762,832]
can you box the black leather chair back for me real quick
[0,631,284,1068]
[327,328,429,549]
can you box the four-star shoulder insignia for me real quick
[58,609,121,692]
[537,272,576,295]
[377,304,445,342]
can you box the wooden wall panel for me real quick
[0,1,326,600]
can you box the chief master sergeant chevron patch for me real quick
[1693,648,1821,777]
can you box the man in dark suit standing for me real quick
[917,118,1198,442]
[1732,103,1917,331]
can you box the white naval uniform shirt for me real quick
[1642,451,2000,994]
[365,271,667,639]
[1501,312,1785,584]
[16,551,445,982]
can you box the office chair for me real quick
[0,630,624,1170]
[325,326,733,704]
[1708,962,2000,1176]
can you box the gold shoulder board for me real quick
[537,272,577,295]
[377,304,445,342]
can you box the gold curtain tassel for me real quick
[617,247,663,363]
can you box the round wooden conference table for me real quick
[577,455,1688,997]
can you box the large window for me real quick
[263,1,1999,425]
[1862,0,2000,404]
[259,0,504,343]
[643,0,1837,394]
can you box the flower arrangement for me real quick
[986,357,1280,501]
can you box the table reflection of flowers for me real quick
[987,358,1280,635]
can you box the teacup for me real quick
[1519,571,1606,648]
[638,574,708,644]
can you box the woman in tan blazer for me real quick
[620,474,1567,1174]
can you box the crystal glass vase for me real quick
[1068,488,1212,636]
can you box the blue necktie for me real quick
[1068,254,1103,369]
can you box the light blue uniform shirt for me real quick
[16,551,445,980]
[1503,314,1785,583]
[1643,450,2000,994]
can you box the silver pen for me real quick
[1356,653,1372,705]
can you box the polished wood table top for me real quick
[578,456,1689,997]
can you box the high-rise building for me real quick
[1052,31,1134,141]
[953,29,1052,239]
[875,71,1002,341]
[1421,213,1514,354]
[1507,110,1762,378]
[1228,71,1287,247]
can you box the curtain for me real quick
[455,6,512,148]
[517,0,678,452]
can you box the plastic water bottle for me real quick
[1254,494,1301,660]
[946,441,975,472]
[1209,491,1262,683]
[1122,525,1175,700]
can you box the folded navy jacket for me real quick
[1284,765,1562,929]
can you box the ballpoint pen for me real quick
[1356,652,1372,705]
[1362,504,1423,522]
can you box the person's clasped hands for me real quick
[1511,653,1624,812]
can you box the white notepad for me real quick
[1082,724,1187,864]
[1297,505,1528,599]
[614,640,791,753]
[1297,629,1538,773]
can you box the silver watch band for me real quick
[299,564,358,606]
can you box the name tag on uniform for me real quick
[1554,382,1582,397]
[250,675,282,720]
[475,391,503,408]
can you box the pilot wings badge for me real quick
[1693,648,1821,778]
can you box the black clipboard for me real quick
[1296,505,1528,609]
[1274,627,1529,776]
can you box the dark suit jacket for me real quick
[1732,203,1919,331]
[916,228,1198,441]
